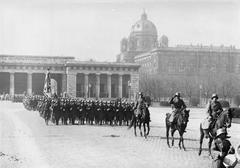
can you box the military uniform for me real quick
[169,93,186,123]
[211,128,235,168]
[23,94,139,126]
[134,94,147,117]
[202,94,223,131]
[207,99,223,120]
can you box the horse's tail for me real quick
[199,122,203,134]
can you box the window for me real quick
[179,61,186,72]
[168,62,175,73]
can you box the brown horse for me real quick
[198,108,234,156]
[166,109,190,150]
[128,105,150,138]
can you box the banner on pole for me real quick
[43,68,52,97]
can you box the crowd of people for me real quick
[23,95,136,126]
[0,93,11,101]
[0,93,26,102]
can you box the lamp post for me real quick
[199,84,202,107]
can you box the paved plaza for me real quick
[0,101,239,168]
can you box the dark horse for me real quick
[166,109,190,150]
[128,105,150,138]
[198,108,234,156]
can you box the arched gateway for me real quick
[0,55,140,99]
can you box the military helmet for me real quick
[175,92,181,97]
[216,128,227,138]
[211,93,218,100]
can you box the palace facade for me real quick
[0,55,140,99]
[117,12,240,99]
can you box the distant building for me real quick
[0,55,140,99]
[117,12,240,99]
[117,11,158,63]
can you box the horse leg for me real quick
[199,126,204,156]
[166,124,170,147]
[146,122,150,135]
[143,122,147,138]
[139,122,143,137]
[208,138,213,157]
[179,132,186,151]
[181,135,186,151]
[171,129,176,147]
[178,131,182,150]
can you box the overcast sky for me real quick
[0,0,239,62]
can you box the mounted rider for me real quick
[201,93,223,138]
[134,92,147,118]
[169,92,187,124]
[207,93,223,125]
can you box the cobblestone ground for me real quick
[0,101,239,168]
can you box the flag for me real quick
[43,68,51,97]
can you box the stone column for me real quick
[130,73,139,101]
[118,74,122,98]
[27,73,32,95]
[107,74,111,98]
[96,73,100,98]
[10,72,15,96]
[84,73,89,98]
[62,73,67,95]
[66,72,77,97]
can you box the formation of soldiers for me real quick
[23,95,135,126]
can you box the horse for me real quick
[128,105,150,138]
[165,109,190,150]
[198,108,234,156]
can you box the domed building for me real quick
[117,11,240,104]
[117,12,158,63]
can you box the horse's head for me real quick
[225,108,234,128]
[217,108,233,128]
[181,109,190,125]
[183,109,190,124]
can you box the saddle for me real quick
[169,109,182,123]
[202,117,211,129]
[202,114,219,130]
[202,117,217,138]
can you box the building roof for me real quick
[130,12,157,37]
[0,54,75,60]
[66,60,140,68]
[0,55,140,69]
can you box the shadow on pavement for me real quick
[102,135,120,138]
[160,136,199,141]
